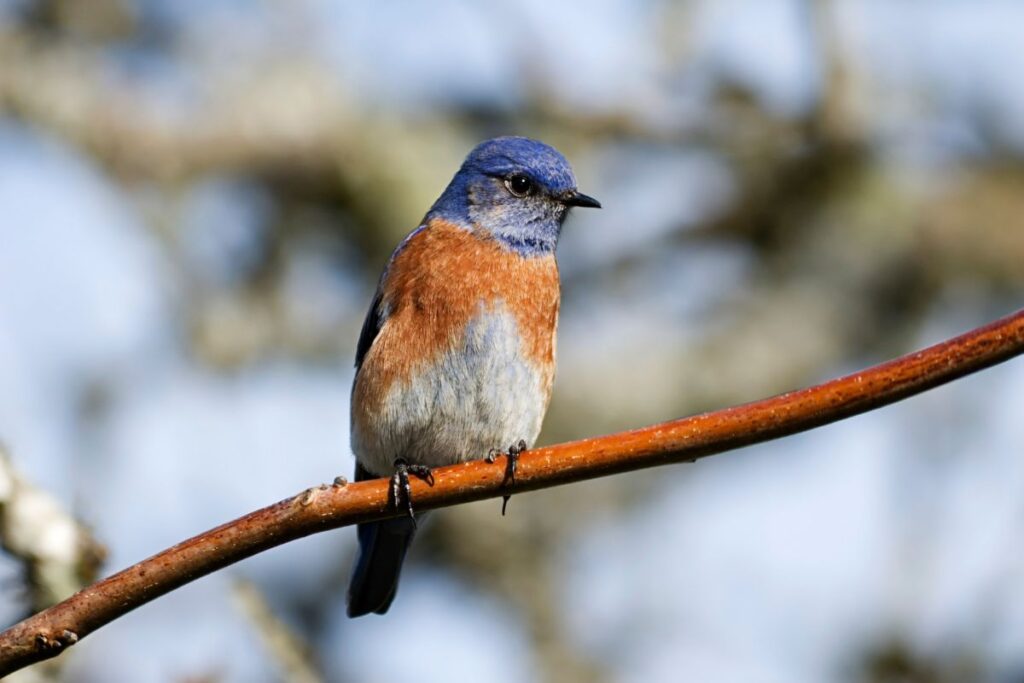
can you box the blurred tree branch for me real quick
[231,579,323,683]
[0,307,1022,676]
[0,23,462,263]
[0,448,105,616]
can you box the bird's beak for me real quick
[563,191,602,209]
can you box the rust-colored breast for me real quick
[353,219,560,423]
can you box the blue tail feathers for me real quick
[347,515,417,617]
[347,463,417,617]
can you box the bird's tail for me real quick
[347,516,417,617]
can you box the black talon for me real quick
[507,439,526,481]
[499,439,528,516]
[390,458,434,524]
[407,464,434,485]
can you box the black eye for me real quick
[505,174,534,197]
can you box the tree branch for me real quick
[2,307,1023,676]
[0,447,106,613]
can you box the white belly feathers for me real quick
[352,303,551,476]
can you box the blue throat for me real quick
[489,230,559,255]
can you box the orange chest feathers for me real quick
[360,220,561,399]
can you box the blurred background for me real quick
[1,1,1023,681]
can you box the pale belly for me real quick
[352,309,552,476]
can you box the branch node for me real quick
[34,630,76,652]
[297,483,334,507]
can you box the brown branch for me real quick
[2,308,1023,675]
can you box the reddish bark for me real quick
[1,307,1022,676]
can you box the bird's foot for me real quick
[390,458,434,524]
[486,439,527,516]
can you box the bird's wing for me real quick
[354,224,431,371]
[354,290,383,371]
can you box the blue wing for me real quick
[354,290,383,370]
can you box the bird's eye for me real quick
[505,174,534,198]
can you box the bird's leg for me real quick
[390,458,434,524]
[486,439,527,516]
[507,439,526,481]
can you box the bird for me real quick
[346,136,600,618]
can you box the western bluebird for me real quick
[346,136,600,617]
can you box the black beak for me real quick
[564,191,602,209]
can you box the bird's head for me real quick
[427,136,601,255]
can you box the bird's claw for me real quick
[489,439,527,516]
[507,439,526,480]
[390,458,434,524]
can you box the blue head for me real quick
[426,137,601,255]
